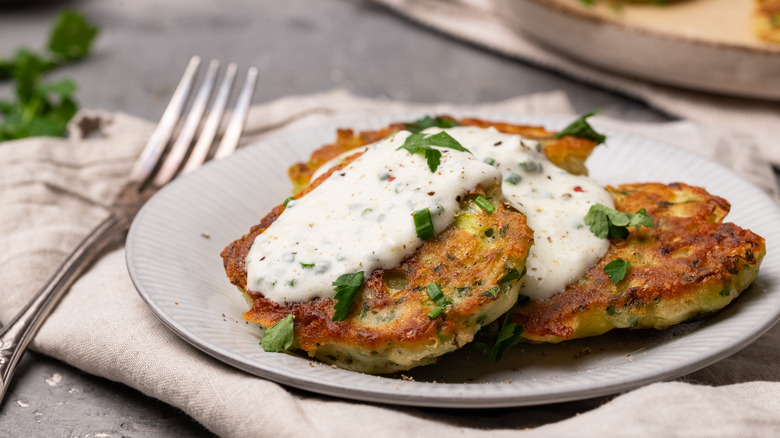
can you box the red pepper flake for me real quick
[388,176,396,182]
[573,186,584,192]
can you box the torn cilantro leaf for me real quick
[584,203,654,239]
[261,314,295,352]
[397,131,470,172]
[331,271,364,321]
[551,111,606,145]
[604,258,631,285]
[404,115,459,133]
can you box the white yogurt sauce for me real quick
[245,131,501,303]
[310,125,614,301]
[437,126,613,300]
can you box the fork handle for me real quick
[0,214,126,404]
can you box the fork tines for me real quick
[128,56,258,188]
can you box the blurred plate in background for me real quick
[498,0,780,100]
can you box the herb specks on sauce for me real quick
[245,131,500,304]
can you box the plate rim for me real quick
[126,112,780,408]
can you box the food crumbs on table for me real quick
[573,347,592,359]
[401,374,415,381]
[201,232,211,239]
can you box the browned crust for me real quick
[222,147,534,358]
[234,202,531,353]
[511,182,766,341]
[288,116,598,193]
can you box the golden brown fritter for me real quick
[222,152,534,373]
[511,182,766,343]
[755,0,780,43]
[287,116,598,193]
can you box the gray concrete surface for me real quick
[0,0,771,437]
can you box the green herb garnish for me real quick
[331,271,364,321]
[519,160,542,173]
[412,208,435,240]
[1,11,99,141]
[584,203,654,239]
[551,111,606,145]
[505,172,522,185]
[483,157,496,166]
[397,131,470,172]
[488,312,524,362]
[260,314,295,352]
[404,115,459,133]
[603,258,631,284]
[475,196,495,214]
[499,268,524,285]
[426,282,450,319]
[300,262,315,268]
[283,196,294,207]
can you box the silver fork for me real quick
[0,56,258,404]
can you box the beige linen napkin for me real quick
[1,90,779,438]
[373,0,780,168]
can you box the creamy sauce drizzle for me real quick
[245,131,501,303]
[437,126,613,301]
[310,126,614,301]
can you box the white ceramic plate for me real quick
[497,0,780,100]
[126,114,780,408]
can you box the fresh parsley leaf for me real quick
[604,258,631,285]
[260,314,295,352]
[0,11,99,142]
[584,204,654,239]
[404,115,459,133]
[489,313,524,362]
[397,131,470,172]
[0,11,98,141]
[48,11,99,62]
[331,271,364,321]
[551,111,606,145]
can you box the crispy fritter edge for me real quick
[511,182,766,343]
[287,116,599,193]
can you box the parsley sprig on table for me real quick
[0,11,99,142]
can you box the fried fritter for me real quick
[287,116,598,193]
[222,153,534,374]
[755,0,780,43]
[511,182,766,343]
